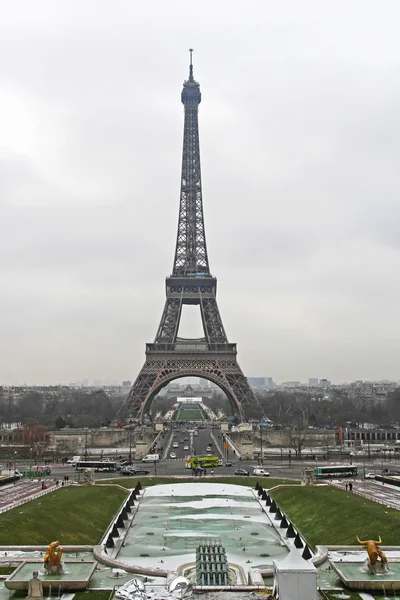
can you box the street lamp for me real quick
[13,451,17,485]
[29,447,33,479]
[84,427,89,460]
[259,420,269,467]
[128,421,134,464]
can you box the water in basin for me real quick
[8,561,95,582]
[331,560,400,582]
[117,482,288,574]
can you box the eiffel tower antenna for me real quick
[119,54,263,424]
[189,48,194,80]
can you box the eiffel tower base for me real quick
[121,347,256,423]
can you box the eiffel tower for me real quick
[120,51,260,423]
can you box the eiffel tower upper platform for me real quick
[119,51,261,423]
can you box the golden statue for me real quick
[356,535,388,572]
[43,541,63,575]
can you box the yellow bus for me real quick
[185,455,220,469]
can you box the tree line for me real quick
[1,385,399,430]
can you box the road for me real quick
[6,435,400,483]
[162,426,224,461]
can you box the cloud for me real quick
[1,0,400,385]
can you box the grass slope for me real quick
[271,485,400,548]
[0,486,127,545]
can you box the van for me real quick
[142,454,160,463]
[253,468,270,476]
[67,455,81,464]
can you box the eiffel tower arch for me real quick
[119,52,264,424]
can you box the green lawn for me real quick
[0,486,128,545]
[101,475,294,488]
[173,403,209,421]
[270,485,400,548]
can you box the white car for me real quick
[170,452,177,459]
[173,442,179,448]
[184,445,189,450]
[365,473,376,479]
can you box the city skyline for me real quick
[2,2,400,385]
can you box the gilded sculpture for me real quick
[356,535,388,572]
[43,541,64,575]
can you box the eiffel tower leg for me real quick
[199,294,228,344]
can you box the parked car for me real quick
[235,468,249,476]
[170,452,177,459]
[33,466,51,475]
[225,461,232,467]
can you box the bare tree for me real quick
[287,417,310,459]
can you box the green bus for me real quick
[314,465,357,478]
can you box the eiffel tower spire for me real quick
[173,49,209,277]
[118,54,262,424]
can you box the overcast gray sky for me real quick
[1,1,400,386]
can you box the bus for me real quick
[75,461,118,472]
[185,455,219,469]
[314,465,357,479]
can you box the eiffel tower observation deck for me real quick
[119,51,262,423]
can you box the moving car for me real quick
[235,468,249,476]
[253,468,270,476]
[121,466,150,476]
[184,445,189,450]
[225,461,232,467]
[173,442,179,448]
[365,472,376,479]
[170,452,177,459]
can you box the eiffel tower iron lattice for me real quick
[120,52,262,423]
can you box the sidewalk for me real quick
[0,479,57,514]
[330,479,400,510]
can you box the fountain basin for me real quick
[4,561,97,591]
[330,559,400,591]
